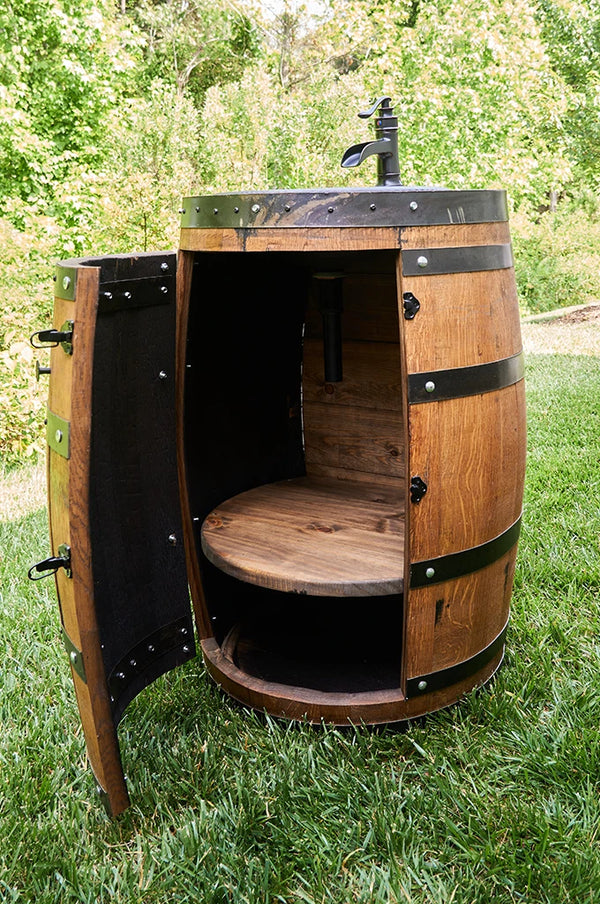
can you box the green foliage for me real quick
[130,0,261,103]
[200,0,572,208]
[0,0,139,209]
[2,0,600,463]
[57,80,203,255]
[512,203,600,314]
[535,0,600,184]
[200,65,366,191]
[345,0,571,203]
[0,215,56,466]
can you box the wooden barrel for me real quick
[38,190,525,813]
[178,187,527,724]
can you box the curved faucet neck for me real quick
[341,97,402,187]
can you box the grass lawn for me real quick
[1,350,599,904]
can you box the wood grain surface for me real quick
[303,403,405,479]
[401,268,522,373]
[400,221,510,250]
[305,273,399,343]
[47,267,130,815]
[302,340,402,409]
[302,264,406,485]
[201,636,504,725]
[47,298,74,417]
[185,219,524,722]
[176,249,212,638]
[201,476,405,596]
[399,222,525,693]
[404,553,516,680]
[407,382,527,559]
[180,227,404,253]
[401,223,519,373]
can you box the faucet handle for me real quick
[342,95,401,186]
[359,96,394,119]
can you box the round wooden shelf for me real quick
[201,476,405,597]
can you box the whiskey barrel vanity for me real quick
[30,99,526,814]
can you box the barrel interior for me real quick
[183,249,407,698]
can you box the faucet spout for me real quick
[340,97,402,186]
[341,138,392,170]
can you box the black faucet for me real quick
[341,96,401,186]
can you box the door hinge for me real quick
[28,544,72,580]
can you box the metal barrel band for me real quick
[406,621,509,698]
[408,351,524,404]
[402,243,513,276]
[181,189,508,230]
[107,616,196,723]
[410,517,522,588]
[98,275,175,314]
[62,627,86,684]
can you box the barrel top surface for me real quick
[181,187,507,231]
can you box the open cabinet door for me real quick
[38,253,195,815]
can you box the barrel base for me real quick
[201,637,504,725]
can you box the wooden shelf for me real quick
[220,617,404,694]
[201,476,405,597]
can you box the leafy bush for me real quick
[200,65,366,191]
[0,213,57,467]
[512,205,600,314]
[48,81,203,257]
[89,81,203,254]
[0,0,139,211]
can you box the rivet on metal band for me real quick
[410,516,522,588]
[107,616,196,719]
[408,351,524,405]
[46,409,71,459]
[402,243,513,277]
[97,276,175,313]
[62,627,86,683]
[406,621,508,698]
[180,189,508,230]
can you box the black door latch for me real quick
[410,476,428,504]
[28,544,72,581]
[30,321,74,354]
[403,292,421,320]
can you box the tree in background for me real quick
[0,0,139,213]
[130,0,261,102]
[92,80,203,252]
[535,0,600,192]
[0,0,595,225]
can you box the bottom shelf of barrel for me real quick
[200,475,405,597]
[219,600,404,694]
